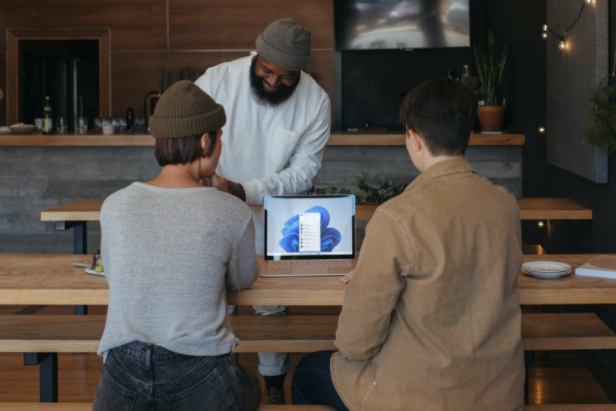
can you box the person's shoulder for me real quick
[472,174,518,204]
[101,183,141,215]
[204,56,250,78]
[299,71,329,101]
[202,190,253,219]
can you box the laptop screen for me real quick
[264,195,356,260]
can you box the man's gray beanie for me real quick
[256,17,311,71]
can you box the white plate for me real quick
[523,270,571,279]
[522,261,572,273]
[85,267,105,276]
[522,267,570,274]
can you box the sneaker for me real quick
[264,390,286,404]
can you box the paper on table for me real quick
[575,263,616,279]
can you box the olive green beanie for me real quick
[149,80,226,139]
[256,17,311,71]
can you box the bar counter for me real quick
[0,132,525,147]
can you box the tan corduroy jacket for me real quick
[331,157,525,411]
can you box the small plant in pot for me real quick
[473,30,509,132]
[584,74,616,154]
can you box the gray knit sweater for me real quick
[98,182,259,357]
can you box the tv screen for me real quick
[334,0,470,51]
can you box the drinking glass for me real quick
[56,116,67,134]
[77,117,88,135]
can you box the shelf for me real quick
[0,132,525,147]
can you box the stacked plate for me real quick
[522,261,572,279]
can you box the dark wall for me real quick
[337,0,547,198]
[545,0,616,255]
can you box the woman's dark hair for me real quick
[399,77,478,156]
[154,131,217,167]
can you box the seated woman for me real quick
[93,80,261,411]
[291,77,525,411]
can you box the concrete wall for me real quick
[0,145,522,254]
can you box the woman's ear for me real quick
[200,133,211,157]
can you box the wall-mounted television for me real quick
[334,0,470,51]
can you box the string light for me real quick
[542,1,590,51]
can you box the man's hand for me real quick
[211,174,229,193]
[340,269,355,284]
[210,174,247,202]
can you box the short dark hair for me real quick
[154,131,217,167]
[399,77,477,156]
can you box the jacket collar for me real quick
[406,157,474,192]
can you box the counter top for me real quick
[0,132,525,147]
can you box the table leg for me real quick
[55,221,89,314]
[524,350,535,404]
[24,353,58,402]
[54,221,88,254]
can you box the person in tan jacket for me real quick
[291,77,525,411]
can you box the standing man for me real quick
[195,17,331,404]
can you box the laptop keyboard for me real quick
[266,260,353,269]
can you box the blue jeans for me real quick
[291,350,349,411]
[93,341,261,411]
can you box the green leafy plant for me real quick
[584,75,616,154]
[307,186,352,195]
[473,30,508,106]
[355,173,407,204]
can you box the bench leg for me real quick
[73,222,89,315]
[524,351,535,404]
[75,305,88,315]
[24,353,58,402]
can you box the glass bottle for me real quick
[42,96,53,134]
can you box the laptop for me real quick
[261,194,357,277]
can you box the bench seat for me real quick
[0,312,614,354]
[0,403,614,410]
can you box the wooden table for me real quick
[40,200,103,254]
[0,254,612,306]
[41,198,593,254]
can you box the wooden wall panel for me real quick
[0,1,336,123]
[0,52,6,126]
[0,0,168,51]
[111,51,335,118]
[169,0,334,50]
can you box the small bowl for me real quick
[0,126,11,135]
[9,125,37,135]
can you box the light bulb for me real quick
[537,221,545,228]
[559,40,566,50]
[538,126,545,133]
[542,32,548,39]
[543,24,548,31]
[586,0,591,4]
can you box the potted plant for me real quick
[584,74,616,153]
[473,30,509,132]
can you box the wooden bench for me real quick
[0,403,614,410]
[2,312,615,354]
[0,405,337,411]
[1,312,615,403]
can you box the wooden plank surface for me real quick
[0,312,613,353]
[1,254,615,306]
[524,407,616,411]
[0,406,608,411]
[40,199,104,222]
[41,198,591,223]
[1,133,524,147]
[518,197,593,220]
[0,405,336,411]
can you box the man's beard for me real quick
[249,58,300,107]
